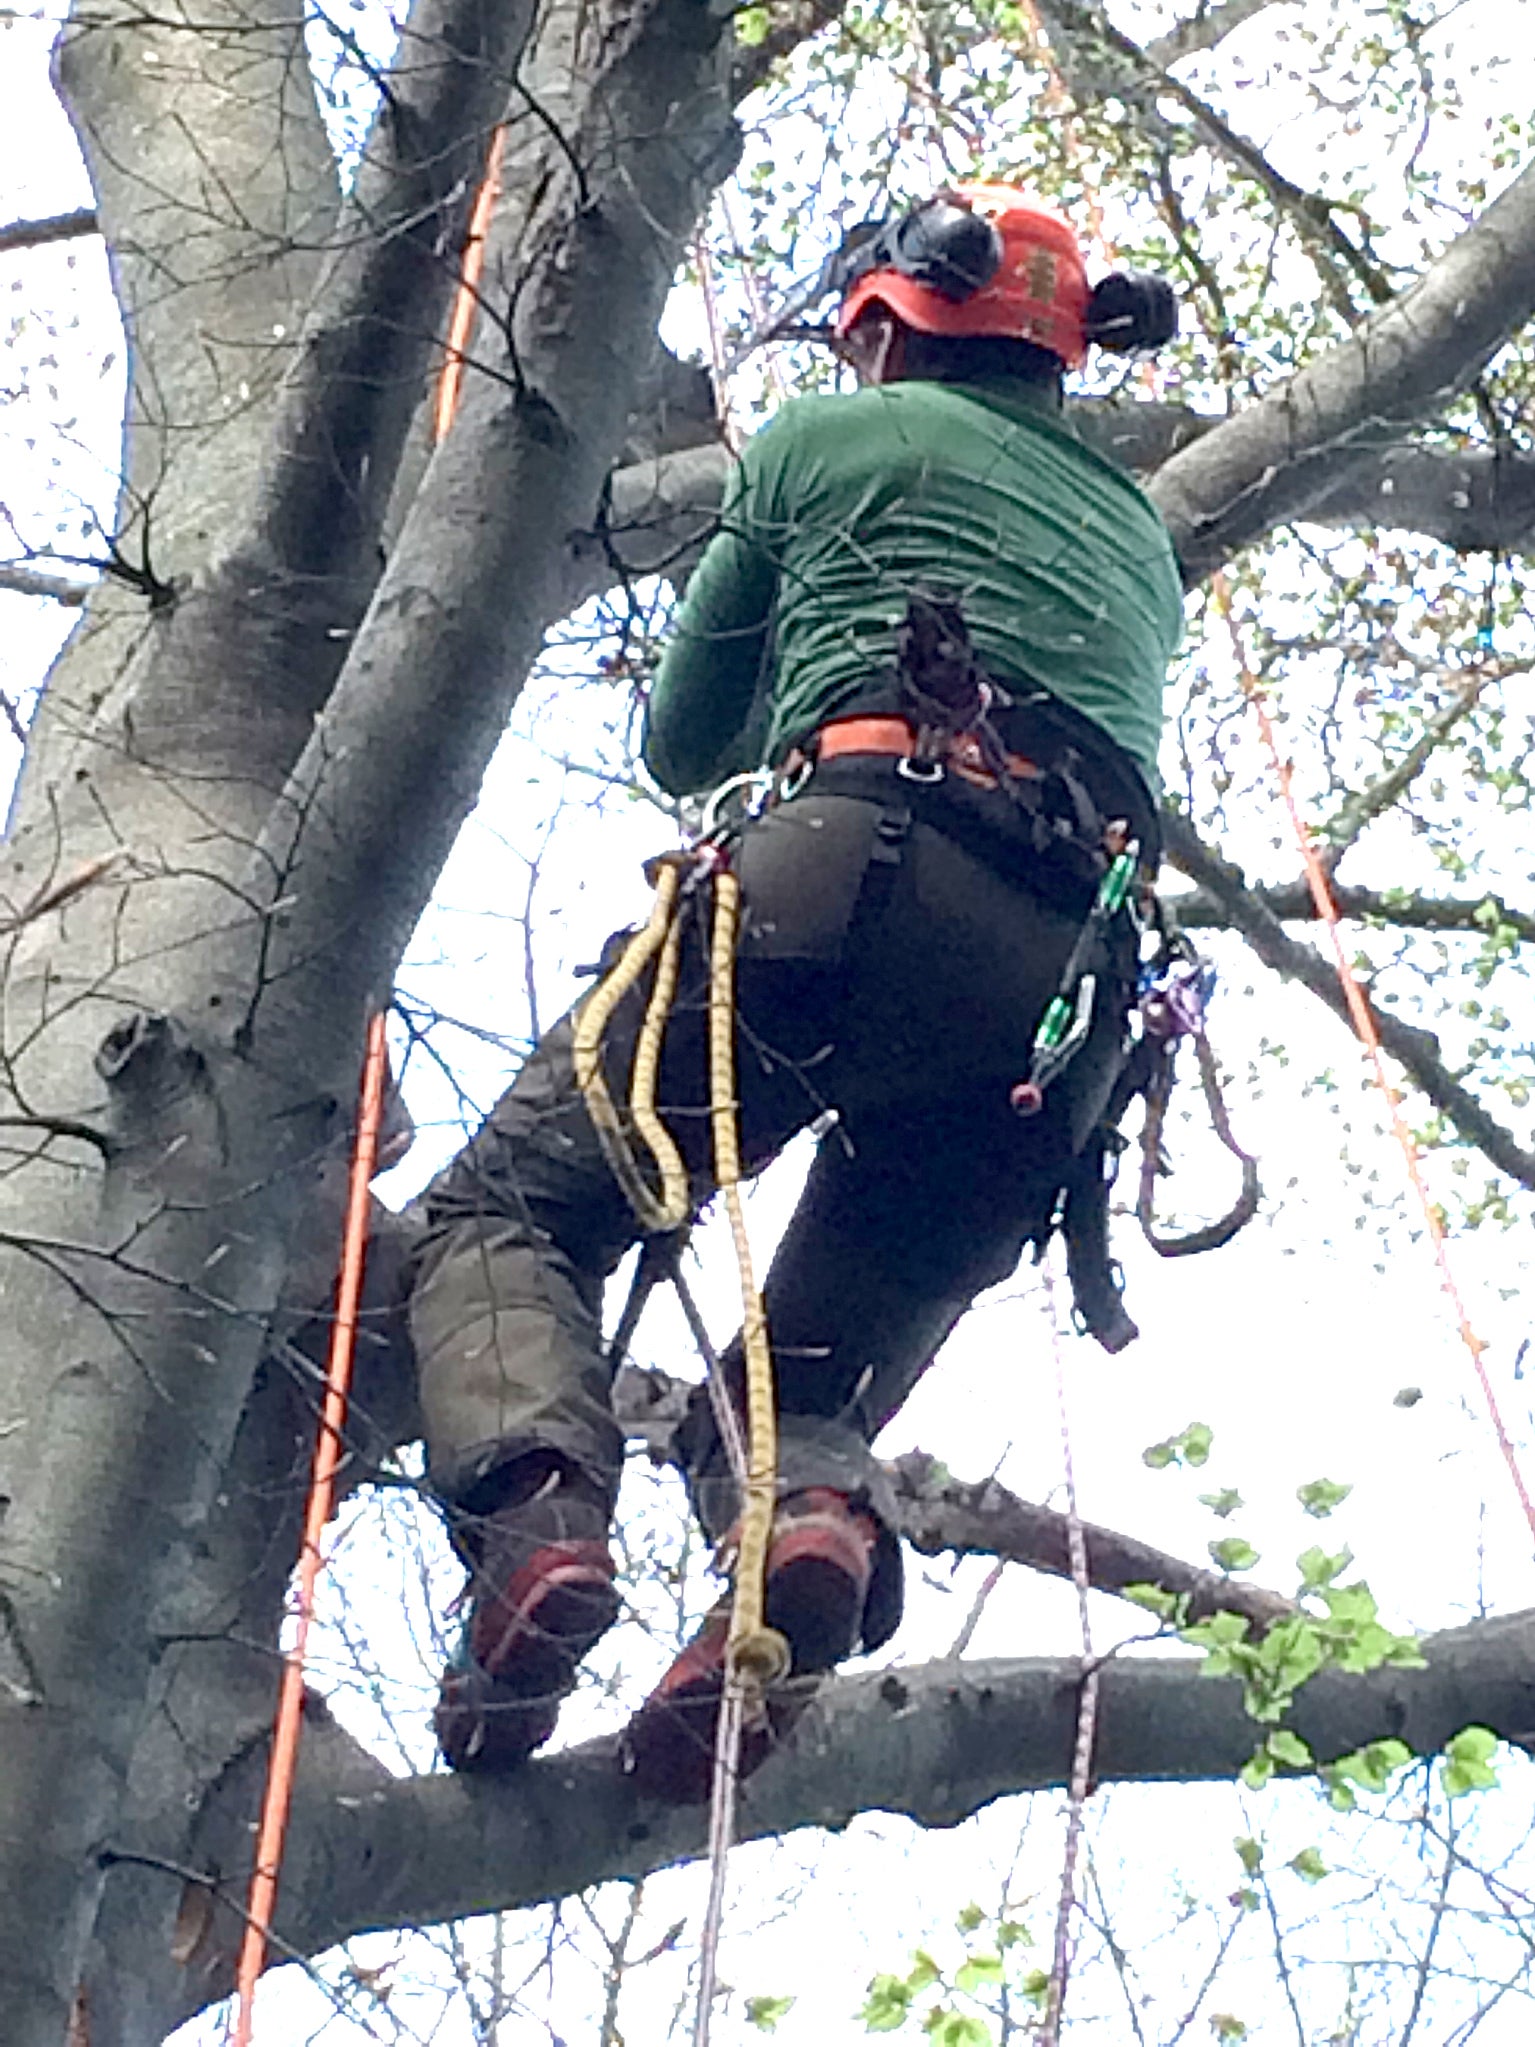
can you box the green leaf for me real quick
[1297,1478,1353,1518]
[1199,1488,1245,1519]
[1018,1971,1052,2009]
[1442,1725,1500,1798]
[907,1952,941,1994]
[1181,1421,1215,1467]
[1266,1728,1313,1770]
[862,1976,913,2031]
[1209,1536,1260,1574]
[923,2010,991,2047]
[1210,2016,1249,2041]
[1142,1422,1213,1469]
[996,1921,1031,1950]
[954,1955,1005,1994]
[1328,1738,1413,1797]
[735,3,770,44]
[747,1995,796,2032]
[1240,1746,1275,1791]
[955,1903,985,1934]
[1297,1545,1352,1591]
[1289,1846,1328,1884]
[1233,1835,1263,1874]
[1123,1581,1182,1620]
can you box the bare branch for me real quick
[1145,0,1282,69]
[1320,677,1494,864]
[1032,0,1387,320]
[615,1373,1295,1632]
[890,1451,1295,1633]
[1176,880,1535,947]
[0,563,93,607]
[1162,809,1535,1189]
[0,207,99,256]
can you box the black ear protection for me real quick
[1084,269,1179,353]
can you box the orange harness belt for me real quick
[810,713,1042,789]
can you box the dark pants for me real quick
[407,762,1133,1647]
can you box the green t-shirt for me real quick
[643,375,1182,798]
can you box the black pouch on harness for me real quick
[895,585,992,740]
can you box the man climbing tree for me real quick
[408,183,1187,1799]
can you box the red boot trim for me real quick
[470,1538,616,1673]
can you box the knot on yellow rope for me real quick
[728,1625,792,1689]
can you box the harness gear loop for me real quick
[572,858,692,1233]
[1137,1031,1261,1257]
[709,867,792,1690]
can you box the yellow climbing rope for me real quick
[572,858,691,1233]
[707,868,791,1689]
[573,853,786,1686]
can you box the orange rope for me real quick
[434,127,507,444]
[1211,576,1535,1545]
[228,1010,391,2045]
[1014,0,1535,1551]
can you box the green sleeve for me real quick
[642,431,787,798]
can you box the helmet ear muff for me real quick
[837,194,1004,305]
[1084,270,1178,354]
[884,196,1004,301]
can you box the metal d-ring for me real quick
[896,753,944,785]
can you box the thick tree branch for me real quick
[1162,809,1535,1189]
[1150,158,1535,581]
[889,1451,1295,1632]
[250,0,739,1033]
[616,1370,1295,1633]
[178,1606,1535,1994]
[235,0,540,591]
[587,419,1535,621]
[0,207,100,256]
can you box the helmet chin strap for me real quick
[839,309,908,386]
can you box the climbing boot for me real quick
[622,1488,878,1803]
[436,1464,621,1772]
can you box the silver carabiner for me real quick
[699,769,775,839]
[776,755,815,804]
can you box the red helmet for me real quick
[836,184,1091,370]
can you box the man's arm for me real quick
[642,440,784,798]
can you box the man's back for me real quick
[645,375,1182,796]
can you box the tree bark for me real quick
[159,1607,1535,2016]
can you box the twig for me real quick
[0,207,99,256]
[1162,808,1535,1191]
